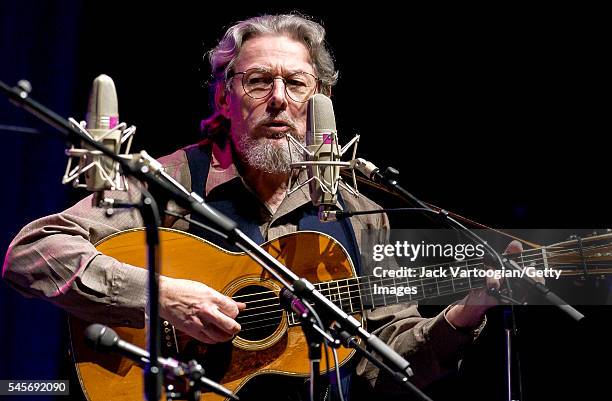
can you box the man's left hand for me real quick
[445,240,524,329]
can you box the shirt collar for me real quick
[205,138,240,196]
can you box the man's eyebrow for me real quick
[243,66,311,75]
[246,65,271,71]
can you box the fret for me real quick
[356,277,366,311]
[328,280,336,305]
[317,281,331,315]
[451,263,470,293]
[366,275,375,309]
[471,277,487,289]
[401,276,413,303]
[369,276,379,308]
[374,275,384,308]
[351,278,364,312]
[317,280,330,309]
[380,275,387,307]
[334,279,342,311]
[323,281,334,305]
[395,277,404,302]
[346,278,354,313]
[421,275,439,299]
[451,277,469,293]
[541,247,549,270]
[437,266,454,295]
[344,278,352,312]
[465,261,472,289]
[393,276,399,305]
[419,276,426,300]
[335,280,344,311]
[410,276,417,302]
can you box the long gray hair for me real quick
[201,14,338,138]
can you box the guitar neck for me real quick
[357,264,489,309]
[286,232,612,326]
[287,233,612,323]
[286,261,488,326]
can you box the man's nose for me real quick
[267,78,288,110]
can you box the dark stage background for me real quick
[1,1,610,400]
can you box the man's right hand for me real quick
[159,276,246,344]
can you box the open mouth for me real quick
[265,121,291,128]
[262,121,293,137]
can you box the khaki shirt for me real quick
[3,140,484,391]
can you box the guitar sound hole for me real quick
[234,285,282,342]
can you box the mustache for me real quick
[254,114,298,131]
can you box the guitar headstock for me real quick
[544,230,612,277]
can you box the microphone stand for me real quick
[141,191,163,401]
[1,79,429,401]
[503,305,523,401]
[359,164,584,320]
[97,190,163,401]
[354,162,585,401]
[279,288,334,401]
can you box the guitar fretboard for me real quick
[285,233,612,326]
[287,260,488,325]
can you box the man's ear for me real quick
[321,85,332,97]
[215,82,231,118]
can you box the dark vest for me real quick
[184,143,360,401]
[184,143,361,274]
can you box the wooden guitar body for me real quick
[70,229,361,401]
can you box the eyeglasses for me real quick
[228,68,319,103]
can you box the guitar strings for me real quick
[235,275,492,324]
[230,242,612,302]
[231,251,612,304]
[236,258,612,324]
[231,260,612,313]
[236,283,487,332]
[231,259,612,329]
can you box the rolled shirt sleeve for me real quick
[2,150,190,328]
[3,186,149,327]
[357,304,485,391]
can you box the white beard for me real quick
[235,133,304,174]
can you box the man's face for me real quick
[218,35,315,173]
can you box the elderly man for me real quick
[3,13,512,400]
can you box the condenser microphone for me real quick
[284,94,360,221]
[82,74,122,192]
[305,94,342,220]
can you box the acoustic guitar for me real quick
[69,229,612,400]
